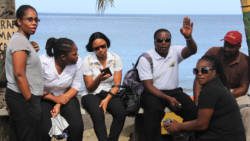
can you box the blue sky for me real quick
[16,0,242,15]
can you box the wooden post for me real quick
[0,1,15,141]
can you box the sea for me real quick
[32,14,248,95]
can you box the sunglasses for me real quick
[23,17,40,23]
[193,67,214,75]
[93,45,107,51]
[155,38,171,43]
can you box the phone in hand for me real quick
[101,67,112,76]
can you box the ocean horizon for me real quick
[32,13,248,95]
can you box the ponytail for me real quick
[45,37,57,57]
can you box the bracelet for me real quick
[108,91,115,96]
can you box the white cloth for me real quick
[137,46,184,90]
[40,55,84,96]
[81,51,122,95]
[48,114,69,137]
[237,95,250,141]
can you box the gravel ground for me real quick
[52,114,135,141]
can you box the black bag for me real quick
[120,53,153,116]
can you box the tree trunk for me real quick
[240,0,250,56]
[0,0,15,19]
[0,1,15,141]
[238,1,250,141]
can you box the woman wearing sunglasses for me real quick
[5,5,43,141]
[165,55,245,141]
[81,32,126,141]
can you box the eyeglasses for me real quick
[155,38,171,43]
[23,17,40,23]
[93,45,107,51]
[193,67,214,75]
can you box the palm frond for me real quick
[96,0,114,13]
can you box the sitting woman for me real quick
[166,55,245,141]
[40,37,84,141]
[81,32,126,141]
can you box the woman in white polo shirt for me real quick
[81,32,126,141]
[40,37,84,141]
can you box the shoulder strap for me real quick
[134,52,153,73]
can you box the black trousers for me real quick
[81,92,126,141]
[41,97,84,141]
[141,88,197,141]
[5,88,42,141]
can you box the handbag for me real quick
[119,87,141,116]
[118,53,153,116]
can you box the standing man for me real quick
[137,17,197,141]
[193,30,250,141]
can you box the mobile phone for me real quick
[101,67,112,76]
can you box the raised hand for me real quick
[180,16,193,39]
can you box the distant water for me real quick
[32,14,248,95]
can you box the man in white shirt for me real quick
[137,17,197,141]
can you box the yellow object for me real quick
[161,112,183,135]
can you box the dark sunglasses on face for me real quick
[93,45,107,51]
[155,38,171,43]
[23,17,40,23]
[193,67,214,75]
[224,41,240,49]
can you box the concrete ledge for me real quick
[0,107,8,116]
[0,106,87,117]
[0,107,134,141]
[0,106,171,117]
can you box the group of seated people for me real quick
[5,4,249,141]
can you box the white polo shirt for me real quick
[137,45,185,90]
[40,55,84,96]
[81,51,122,95]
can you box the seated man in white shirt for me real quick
[137,17,197,141]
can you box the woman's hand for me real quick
[42,92,70,104]
[55,94,70,105]
[99,73,111,81]
[99,97,111,112]
[50,104,61,117]
[165,120,181,133]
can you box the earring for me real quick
[17,21,21,26]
